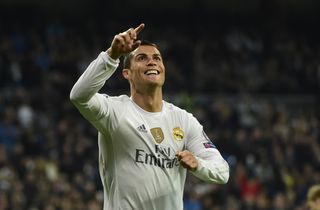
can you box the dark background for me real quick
[0,1,319,210]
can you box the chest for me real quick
[113,110,187,157]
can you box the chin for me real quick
[145,81,164,88]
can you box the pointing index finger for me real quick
[134,23,145,35]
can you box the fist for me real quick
[176,150,198,171]
[107,23,145,60]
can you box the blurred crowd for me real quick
[0,19,319,210]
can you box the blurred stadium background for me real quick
[0,0,319,209]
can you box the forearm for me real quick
[191,150,229,184]
[70,51,119,103]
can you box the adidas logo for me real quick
[137,124,147,133]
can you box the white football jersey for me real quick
[70,52,229,210]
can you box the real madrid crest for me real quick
[150,127,164,143]
[173,127,184,141]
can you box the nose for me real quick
[147,58,157,66]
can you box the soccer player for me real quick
[307,184,320,210]
[70,23,229,210]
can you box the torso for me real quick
[98,96,189,210]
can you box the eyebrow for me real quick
[135,53,162,57]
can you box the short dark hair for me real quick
[123,40,158,69]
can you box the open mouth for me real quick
[144,69,160,75]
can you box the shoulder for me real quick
[102,94,130,102]
[164,101,193,118]
[164,101,202,132]
[100,94,131,110]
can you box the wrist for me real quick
[106,48,120,60]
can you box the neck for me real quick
[131,88,163,112]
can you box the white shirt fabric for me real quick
[70,51,229,210]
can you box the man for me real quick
[307,184,320,210]
[70,23,229,210]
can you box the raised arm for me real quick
[69,24,145,123]
[70,23,145,102]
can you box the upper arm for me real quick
[71,93,122,135]
[186,115,211,154]
[185,114,223,161]
[186,114,229,183]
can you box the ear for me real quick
[122,68,130,80]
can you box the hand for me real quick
[107,23,145,60]
[176,150,198,171]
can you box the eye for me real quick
[137,55,146,61]
[154,56,162,61]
